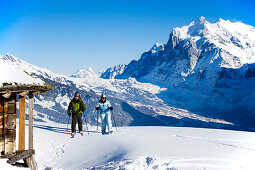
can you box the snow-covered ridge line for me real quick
[1,52,234,127]
[0,55,44,87]
[172,16,255,68]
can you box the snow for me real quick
[0,159,28,170]
[172,16,255,69]
[4,120,253,170]
[100,64,127,79]
[55,94,70,110]
[150,43,165,56]
[0,55,44,87]
[70,67,100,79]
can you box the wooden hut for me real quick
[0,58,55,169]
[0,84,55,169]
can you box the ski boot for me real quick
[71,132,75,138]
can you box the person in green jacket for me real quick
[67,92,86,137]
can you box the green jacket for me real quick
[67,98,86,115]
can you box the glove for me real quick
[109,106,113,111]
[96,107,99,110]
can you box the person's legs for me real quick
[106,112,112,132]
[100,113,106,134]
[77,114,83,132]
[71,114,77,133]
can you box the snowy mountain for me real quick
[103,17,255,130]
[0,55,44,86]
[100,64,127,79]
[70,67,100,79]
[1,53,234,129]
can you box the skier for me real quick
[95,94,113,135]
[67,92,86,137]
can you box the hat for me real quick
[74,92,80,97]
[101,94,106,98]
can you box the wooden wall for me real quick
[0,93,16,156]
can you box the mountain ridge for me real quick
[100,17,255,130]
[1,52,235,129]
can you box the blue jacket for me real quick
[96,100,112,114]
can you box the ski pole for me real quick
[67,112,72,132]
[111,110,118,131]
[66,116,70,131]
[97,110,100,131]
[83,113,89,135]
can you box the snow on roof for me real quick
[0,56,44,87]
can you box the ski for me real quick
[71,133,75,138]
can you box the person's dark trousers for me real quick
[71,114,83,133]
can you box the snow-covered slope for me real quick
[103,17,255,130]
[0,55,44,86]
[1,53,234,129]
[18,120,255,170]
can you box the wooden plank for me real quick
[2,92,11,98]
[0,84,55,94]
[7,103,16,114]
[0,152,15,158]
[6,129,16,142]
[6,93,16,114]
[7,96,16,104]
[5,141,15,154]
[0,138,3,155]
[2,100,7,155]
[18,95,26,151]
[7,149,34,164]
[24,155,38,170]
[6,114,16,130]
[5,94,16,155]
[18,91,27,97]
[0,101,2,113]
[0,96,3,155]
[28,92,34,150]
[33,91,41,96]
[5,129,16,154]
[0,115,2,134]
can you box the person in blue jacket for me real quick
[96,94,113,135]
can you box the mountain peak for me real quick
[3,53,21,63]
[195,16,206,24]
[70,67,99,79]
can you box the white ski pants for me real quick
[100,112,112,133]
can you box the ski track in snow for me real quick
[20,121,255,170]
[175,135,255,152]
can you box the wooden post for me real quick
[25,92,38,170]
[28,92,34,150]
[18,95,26,151]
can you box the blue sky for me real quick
[0,0,254,76]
